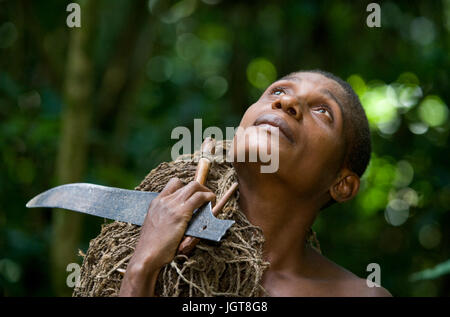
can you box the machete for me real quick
[26,183,234,242]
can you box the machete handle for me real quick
[194,158,211,184]
[177,138,215,255]
[194,137,215,184]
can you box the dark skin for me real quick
[120,72,392,297]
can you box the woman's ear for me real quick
[329,168,360,203]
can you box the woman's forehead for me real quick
[279,72,344,92]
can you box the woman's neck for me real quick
[235,165,319,274]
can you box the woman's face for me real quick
[235,72,349,199]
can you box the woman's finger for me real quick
[174,180,214,202]
[158,177,184,197]
[184,191,216,214]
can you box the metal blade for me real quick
[26,183,234,242]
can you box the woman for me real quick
[119,70,392,297]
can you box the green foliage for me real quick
[1,0,449,296]
[410,259,450,281]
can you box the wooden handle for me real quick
[194,137,215,184]
[177,182,239,255]
[175,138,216,254]
[194,158,211,184]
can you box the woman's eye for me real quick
[271,88,286,96]
[313,105,333,120]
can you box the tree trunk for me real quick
[51,0,97,296]
[110,17,155,166]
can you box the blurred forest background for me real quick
[1,0,449,296]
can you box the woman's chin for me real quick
[232,127,278,155]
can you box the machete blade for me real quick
[26,183,234,242]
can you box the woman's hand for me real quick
[119,177,215,296]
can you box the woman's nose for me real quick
[271,95,302,120]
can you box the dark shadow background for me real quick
[0,0,449,296]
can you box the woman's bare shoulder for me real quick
[305,247,392,297]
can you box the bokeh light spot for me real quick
[0,258,21,283]
[418,96,449,127]
[361,85,398,127]
[397,187,419,207]
[203,75,228,99]
[176,33,203,61]
[397,84,422,109]
[397,72,420,85]
[418,224,441,249]
[385,199,409,226]
[146,56,173,82]
[160,0,197,24]
[359,187,387,216]
[347,74,367,98]
[246,58,277,90]
[393,160,414,188]
[410,17,436,46]
[409,122,428,135]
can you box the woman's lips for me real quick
[253,113,295,143]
